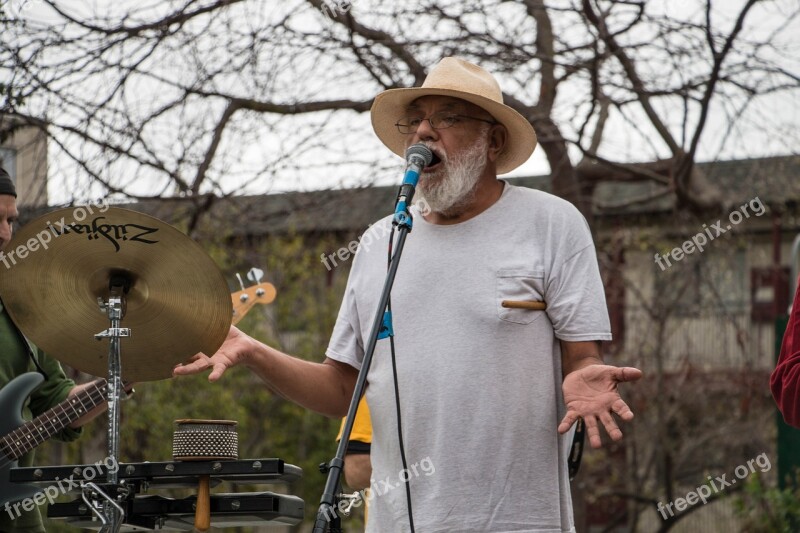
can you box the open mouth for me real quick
[424,151,443,172]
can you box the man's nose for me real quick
[411,118,439,145]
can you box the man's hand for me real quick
[558,364,642,448]
[173,326,253,382]
[172,326,357,417]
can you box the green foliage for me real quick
[734,472,800,532]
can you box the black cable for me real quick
[386,224,416,532]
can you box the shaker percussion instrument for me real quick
[173,419,239,531]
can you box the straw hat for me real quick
[370,57,537,174]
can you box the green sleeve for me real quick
[27,348,83,442]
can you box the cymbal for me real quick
[0,206,232,381]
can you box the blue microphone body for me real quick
[393,144,433,227]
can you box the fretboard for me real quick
[1,379,108,460]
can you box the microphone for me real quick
[393,144,433,226]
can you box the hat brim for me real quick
[371,87,537,175]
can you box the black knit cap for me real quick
[0,167,16,197]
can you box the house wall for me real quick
[0,123,48,206]
[610,224,800,372]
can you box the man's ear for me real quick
[488,124,507,163]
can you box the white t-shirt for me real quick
[327,182,611,532]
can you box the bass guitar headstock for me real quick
[231,267,276,326]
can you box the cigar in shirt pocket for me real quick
[501,300,547,310]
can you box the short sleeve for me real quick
[544,213,612,342]
[326,223,385,370]
[326,282,365,370]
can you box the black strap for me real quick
[1,297,49,379]
[568,418,585,480]
[18,326,47,379]
[345,440,371,455]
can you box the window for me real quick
[751,266,790,322]
[0,147,16,181]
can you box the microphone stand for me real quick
[312,203,417,533]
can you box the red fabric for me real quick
[771,276,800,427]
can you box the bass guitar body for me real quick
[0,372,47,506]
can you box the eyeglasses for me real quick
[395,111,497,134]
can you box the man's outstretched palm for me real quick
[559,364,642,448]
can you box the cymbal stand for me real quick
[80,482,125,529]
[92,278,132,532]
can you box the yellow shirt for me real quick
[336,396,372,528]
[336,396,372,444]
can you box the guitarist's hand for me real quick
[173,326,255,382]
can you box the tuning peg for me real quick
[235,273,249,302]
[247,267,264,285]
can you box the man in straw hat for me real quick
[175,57,642,531]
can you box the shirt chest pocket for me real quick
[496,268,546,325]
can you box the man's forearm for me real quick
[344,452,373,490]
[560,340,603,377]
[243,339,358,418]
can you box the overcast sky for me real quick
[3,0,798,204]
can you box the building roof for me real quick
[19,155,799,237]
[593,155,800,216]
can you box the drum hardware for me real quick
[93,274,132,532]
[10,458,302,486]
[13,459,304,530]
[46,491,304,531]
[9,448,305,527]
[81,482,127,529]
[336,491,363,517]
[10,452,305,529]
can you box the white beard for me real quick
[417,133,489,217]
